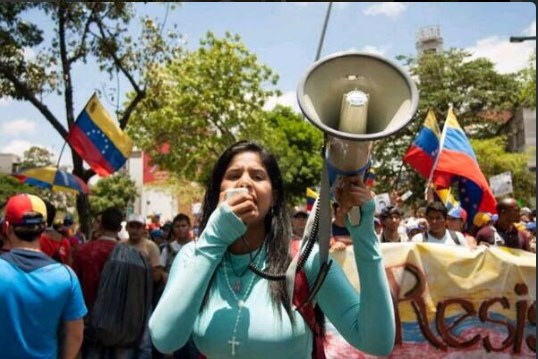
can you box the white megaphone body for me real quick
[297,51,418,224]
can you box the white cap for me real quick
[127,214,146,225]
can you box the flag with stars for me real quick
[432,108,497,228]
[67,94,133,176]
[403,109,441,179]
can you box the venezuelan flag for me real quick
[434,186,459,210]
[67,94,133,176]
[403,109,441,179]
[306,187,318,212]
[433,108,497,227]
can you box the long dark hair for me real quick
[199,140,293,318]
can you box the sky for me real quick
[0,2,536,172]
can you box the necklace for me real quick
[222,248,264,356]
[226,244,264,280]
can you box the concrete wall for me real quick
[125,149,178,222]
[0,153,20,174]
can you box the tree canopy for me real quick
[128,32,280,182]
[89,173,138,216]
[261,105,323,205]
[0,2,180,233]
[517,51,536,109]
[19,146,54,170]
[471,136,535,205]
[0,174,40,206]
[372,48,530,209]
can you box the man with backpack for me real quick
[72,207,136,358]
[410,201,468,247]
[0,193,87,358]
[74,208,154,358]
[121,214,161,358]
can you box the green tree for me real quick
[0,174,40,205]
[517,51,536,109]
[471,136,535,206]
[89,173,138,216]
[262,105,323,205]
[19,146,54,170]
[372,49,524,209]
[127,32,280,183]
[0,2,180,234]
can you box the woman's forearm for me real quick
[149,204,245,353]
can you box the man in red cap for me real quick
[0,193,87,359]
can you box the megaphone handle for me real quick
[347,206,361,226]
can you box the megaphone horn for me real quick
[297,51,419,181]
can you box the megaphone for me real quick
[297,51,418,222]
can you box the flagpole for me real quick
[393,126,418,192]
[58,92,97,169]
[424,105,452,199]
[56,140,68,168]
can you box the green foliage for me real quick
[89,173,138,216]
[261,105,323,205]
[127,31,280,184]
[398,49,520,135]
[374,49,525,209]
[0,174,40,206]
[471,136,536,205]
[19,146,54,170]
[0,3,181,100]
[0,2,180,234]
[517,51,536,109]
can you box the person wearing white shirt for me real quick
[159,213,193,275]
[411,201,467,247]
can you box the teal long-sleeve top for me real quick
[149,199,395,358]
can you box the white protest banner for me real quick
[489,171,513,197]
[375,193,391,213]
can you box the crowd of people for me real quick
[0,141,535,359]
[299,196,535,253]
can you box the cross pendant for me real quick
[228,337,240,356]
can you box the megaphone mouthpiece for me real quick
[339,90,369,135]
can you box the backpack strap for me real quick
[293,269,326,359]
[448,230,461,245]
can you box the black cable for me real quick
[248,201,321,281]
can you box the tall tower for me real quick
[416,25,443,55]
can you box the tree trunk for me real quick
[73,149,95,240]
[76,193,92,240]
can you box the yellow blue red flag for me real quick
[433,108,497,227]
[403,109,441,179]
[67,94,133,176]
[306,187,318,212]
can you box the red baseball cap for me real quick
[4,194,47,225]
